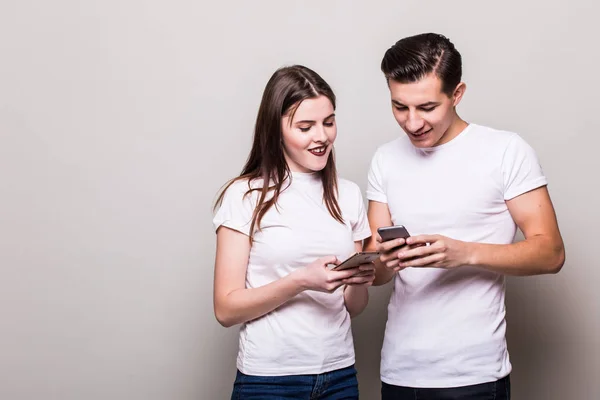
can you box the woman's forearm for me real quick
[215,273,305,327]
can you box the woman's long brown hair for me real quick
[214,65,343,242]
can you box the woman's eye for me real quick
[421,107,436,112]
[298,126,311,132]
[324,122,334,127]
[394,106,407,111]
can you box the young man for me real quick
[365,33,565,400]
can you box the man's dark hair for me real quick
[381,33,462,96]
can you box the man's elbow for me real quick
[347,308,360,319]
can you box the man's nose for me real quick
[405,111,425,133]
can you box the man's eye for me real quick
[421,107,436,112]
[394,106,407,111]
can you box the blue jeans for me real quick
[231,365,359,399]
[381,375,511,400]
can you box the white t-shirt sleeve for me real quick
[352,189,372,242]
[366,149,388,203]
[502,134,548,200]
[212,181,254,236]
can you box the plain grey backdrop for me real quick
[1,1,598,399]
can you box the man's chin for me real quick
[410,138,436,148]
[406,130,438,147]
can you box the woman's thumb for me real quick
[322,255,340,266]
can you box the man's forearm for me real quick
[468,234,565,276]
[344,285,369,317]
[372,259,396,286]
[364,235,396,286]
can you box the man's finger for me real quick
[405,234,436,246]
[400,253,444,268]
[397,244,437,261]
[380,237,407,251]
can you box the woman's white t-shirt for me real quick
[213,172,371,376]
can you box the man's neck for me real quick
[437,116,468,146]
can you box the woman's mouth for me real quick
[308,145,328,156]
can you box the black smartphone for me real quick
[377,225,411,242]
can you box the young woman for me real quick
[213,65,374,399]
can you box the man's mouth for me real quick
[409,128,432,138]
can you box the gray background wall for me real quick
[1,1,598,399]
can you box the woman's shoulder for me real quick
[337,177,361,192]
[221,177,266,197]
[337,177,364,200]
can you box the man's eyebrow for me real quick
[391,100,440,107]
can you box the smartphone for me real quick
[377,225,411,242]
[333,251,381,271]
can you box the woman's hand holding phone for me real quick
[342,263,376,287]
[291,256,364,293]
[333,252,378,286]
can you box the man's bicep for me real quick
[506,186,561,239]
[364,200,393,251]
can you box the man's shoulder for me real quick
[468,124,540,163]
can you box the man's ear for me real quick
[452,82,467,107]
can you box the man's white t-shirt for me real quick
[367,123,547,388]
[213,171,371,376]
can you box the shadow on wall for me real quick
[505,229,588,399]
[352,284,393,399]
[505,273,584,400]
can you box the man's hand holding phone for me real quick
[376,225,412,273]
[376,225,468,271]
[398,234,471,270]
[376,236,409,272]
